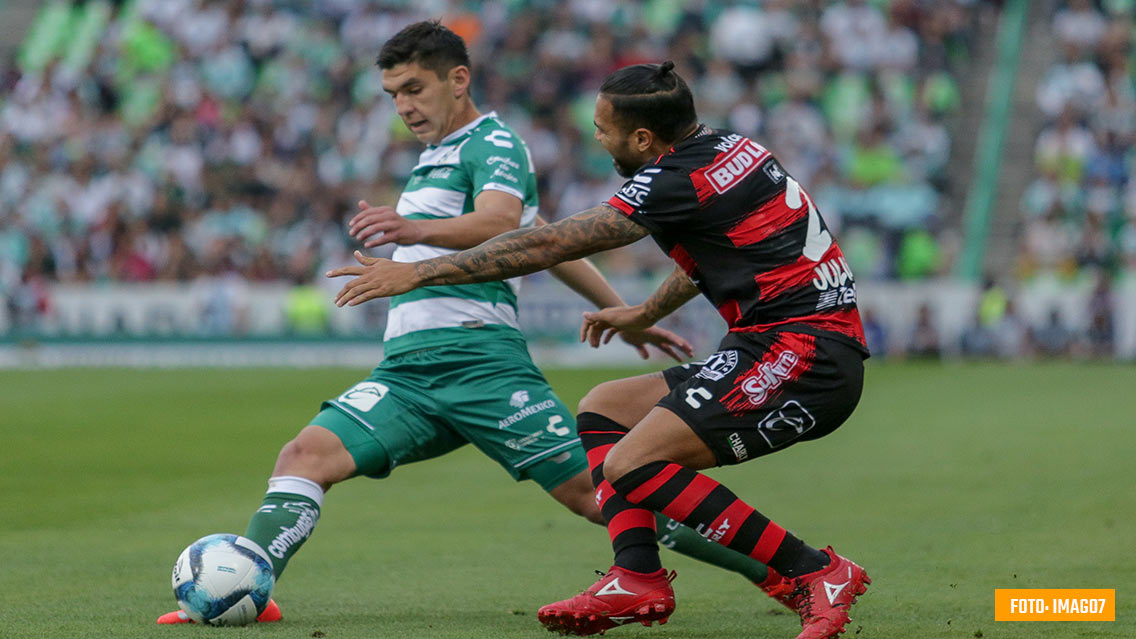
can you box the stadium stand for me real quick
[1,1,985,290]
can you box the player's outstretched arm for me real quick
[536,216,692,362]
[327,204,649,307]
[581,264,701,348]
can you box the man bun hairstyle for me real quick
[377,20,471,79]
[599,60,697,145]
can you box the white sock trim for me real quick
[267,475,325,508]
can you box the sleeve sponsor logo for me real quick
[707,139,771,194]
[763,160,786,183]
[483,130,514,148]
[614,167,662,208]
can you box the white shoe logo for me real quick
[595,577,636,598]
[823,580,849,605]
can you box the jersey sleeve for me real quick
[464,127,532,203]
[605,165,697,235]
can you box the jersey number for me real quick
[784,177,831,261]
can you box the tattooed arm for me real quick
[327,204,650,306]
[580,264,701,349]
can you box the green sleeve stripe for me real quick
[402,212,452,221]
[389,281,518,309]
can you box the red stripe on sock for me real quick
[707,498,755,547]
[660,472,720,522]
[586,444,615,473]
[595,480,615,510]
[607,509,657,542]
[750,521,788,564]
[625,463,683,504]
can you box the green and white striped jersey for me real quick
[384,112,539,356]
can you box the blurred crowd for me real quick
[1021,0,1136,280]
[0,0,990,328]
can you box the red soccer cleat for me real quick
[538,566,676,636]
[791,547,870,639]
[756,566,801,613]
[155,599,283,624]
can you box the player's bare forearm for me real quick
[413,205,649,287]
[640,265,701,323]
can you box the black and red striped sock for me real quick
[610,460,828,577]
[577,412,661,573]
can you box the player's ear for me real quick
[449,65,470,99]
[632,128,653,153]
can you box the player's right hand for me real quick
[349,200,424,247]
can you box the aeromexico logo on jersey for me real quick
[740,350,799,406]
[708,135,770,194]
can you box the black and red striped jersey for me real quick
[605,125,867,355]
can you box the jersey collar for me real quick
[434,111,498,147]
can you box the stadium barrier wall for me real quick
[1,278,1133,367]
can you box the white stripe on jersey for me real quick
[396,186,467,219]
[384,297,520,342]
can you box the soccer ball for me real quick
[172,533,275,626]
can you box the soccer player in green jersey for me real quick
[159,21,781,626]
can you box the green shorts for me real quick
[312,336,587,492]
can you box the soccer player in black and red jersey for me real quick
[328,61,870,639]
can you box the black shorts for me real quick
[659,331,864,466]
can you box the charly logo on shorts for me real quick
[696,350,739,381]
[757,400,816,448]
[338,382,390,412]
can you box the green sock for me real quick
[655,513,768,583]
[243,476,323,579]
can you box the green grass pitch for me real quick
[1,362,1133,638]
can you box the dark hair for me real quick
[377,20,471,78]
[599,61,697,144]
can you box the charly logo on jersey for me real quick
[757,400,816,448]
[812,256,857,311]
[739,350,799,406]
[695,350,739,381]
[707,135,770,194]
[509,390,530,408]
[338,382,390,412]
[615,167,662,207]
[484,129,514,148]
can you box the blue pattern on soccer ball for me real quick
[174,533,274,625]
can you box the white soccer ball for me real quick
[172,533,275,626]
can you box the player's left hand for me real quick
[581,305,693,362]
[616,326,694,362]
[349,200,424,247]
[327,250,419,306]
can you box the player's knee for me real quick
[577,380,626,420]
[273,426,354,489]
[601,444,640,486]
